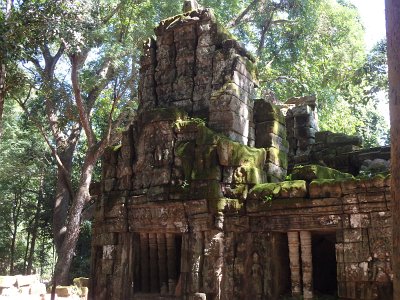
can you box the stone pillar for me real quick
[180,233,190,297]
[149,233,159,293]
[287,231,301,297]
[190,230,204,293]
[300,231,313,300]
[157,233,168,294]
[166,233,177,294]
[140,233,150,292]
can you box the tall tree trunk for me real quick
[27,176,44,275]
[53,157,73,254]
[10,191,22,275]
[52,152,98,290]
[39,235,46,277]
[23,225,32,274]
[10,226,17,275]
[386,0,400,299]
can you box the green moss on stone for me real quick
[213,198,243,212]
[174,117,205,131]
[267,147,288,168]
[216,21,236,44]
[217,138,266,167]
[244,57,258,79]
[195,125,221,145]
[173,114,270,199]
[248,180,307,200]
[175,141,196,181]
[309,178,337,186]
[192,145,221,180]
[228,184,248,200]
[280,180,307,193]
[233,166,265,184]
[190,180,222,200]
[249,182,281,200]
[291,164,353,182]
[210,82,240,102]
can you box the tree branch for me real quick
[101,1,125,25]
[43,43,65,78]
[228,0,260,28]
[257,8,277,56]
[16,99,75,199]
[271,19,296,25]
[70,54,96,146]
[86,59,114,111]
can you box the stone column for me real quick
[157,233,168,294]
[190,230,204,293]
[300,231,313,300]
[287,231,302,297]
[140,233,150,292]
[166,233,177,294]
[180,233,190,297]
[149,233,159,293]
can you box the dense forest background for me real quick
[0,0,389,283]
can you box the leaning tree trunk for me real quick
[53,164,73,253]
[53,140,79,254]
[52,151,98,289]
[385,0,400,299]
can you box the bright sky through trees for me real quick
[350,0,388,126]
[350,0,386,50]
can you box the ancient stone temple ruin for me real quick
[90,5,393,300]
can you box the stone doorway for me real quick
[133,233,182,297]
[312,231,337,297]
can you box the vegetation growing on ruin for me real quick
[248,180,307,201]
[0,0,392,291]
[174,113,266,189]
[290,164,354,182]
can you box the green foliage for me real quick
[0,101,55,276]
[199,0,388,145]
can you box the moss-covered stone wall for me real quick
[138,8,257,146]
[91,5,393,300]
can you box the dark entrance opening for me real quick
[174,234,182,281]
[312,232,337,296]
[134,233,182,296]
[270,232,291,299]
[273,232,291,299]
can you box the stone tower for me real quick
[90,5,393,300]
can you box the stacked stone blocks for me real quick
[254,99,288,182]
[91,5,393,300]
